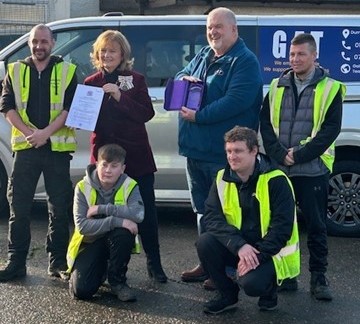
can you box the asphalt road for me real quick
[0,205,359,324]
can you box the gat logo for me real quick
[272,31,324,59]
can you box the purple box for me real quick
[164,79,204,111]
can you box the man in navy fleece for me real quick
[176,7,263,287]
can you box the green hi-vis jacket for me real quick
[269,76,346,173]
[66,177,140,273]
[8,61,77,152]
[216,168,300,283]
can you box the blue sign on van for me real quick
[259,26,360,84]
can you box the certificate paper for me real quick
[66,84,104,131]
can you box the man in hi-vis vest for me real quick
[67,144,144,302]
[260,33,345,301]
[0,24,77,281]
[197,126,299,314]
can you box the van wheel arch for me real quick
[327,160,360,237]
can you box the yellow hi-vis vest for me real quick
[269,77,346,173]
[7,61,77,152]
[216,169,300,284]
[66,177,140,273]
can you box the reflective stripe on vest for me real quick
[8,61,77,152]
[269,77,346,172]
[66,177,139,273]
[216,169,300,283]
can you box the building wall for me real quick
[2,0,360,31]
[52,0,70,21]
[95,0,360,16]
[70,0,99,18]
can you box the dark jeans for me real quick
[133,173,162,267]
[186,158,224,215]
[291,174,329,273]
[69,228,134,300]
[6,147,72,267]
[197,233,276,298]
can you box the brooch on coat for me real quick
[117,75,134,91]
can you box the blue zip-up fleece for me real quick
[176,38,263,164]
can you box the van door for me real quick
[119,23,207,201]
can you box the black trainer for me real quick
[278,277,298,292]
[310,272,333,301]
[0,262,26,282]
[111,283,137,302]
[203,293,238,314]
[258,285,278,311]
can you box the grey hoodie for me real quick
[73,164,144,243]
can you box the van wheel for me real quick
[327,160,360,237]
[0,162,9,217]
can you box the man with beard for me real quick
[176,7,263,289]
[0,24,77,281]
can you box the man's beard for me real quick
[33,49,51,61]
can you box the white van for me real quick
[0,14,359,236]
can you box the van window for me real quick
[237,26,257,55]
[146,40,189,80]
[52,28,103,82]
[0,34,22,51]
[194,35,207,55]
[121,25,207,87]
[5,28,103,83]
[3,23,257,88]
[6,44,30,64]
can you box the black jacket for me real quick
[202,153,295,264]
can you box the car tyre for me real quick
[327,160,360,237]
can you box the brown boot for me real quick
[203,278,216,291]
[181,264,208,282]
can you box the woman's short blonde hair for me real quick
[90,30,134,71]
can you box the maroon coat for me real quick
[84,70,157,178]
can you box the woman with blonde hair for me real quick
[84,30,167,284]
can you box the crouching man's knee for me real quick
[69,274,98,300]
